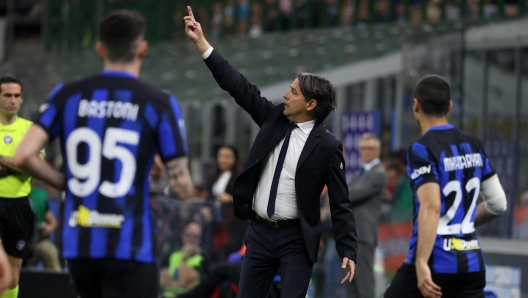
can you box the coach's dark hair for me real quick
[0,76,22,93]
[413,75,451,117]
[296,72,336,124]
[99,10,146,63]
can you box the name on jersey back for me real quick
[443,153,483,172]
[78,99,139,122]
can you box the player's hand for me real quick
[340,258,355,284]
[184,6,204,43]
[416,262,442,298]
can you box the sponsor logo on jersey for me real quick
[3,136,12,144]
[411,165,431,180]
[68,205,124,228]
[443,237,480,251]
[443,153,484,172]
[16,240,25,251]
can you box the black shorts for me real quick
[0,197,35,258]
[384,264,486,298]
[67,258,159,298]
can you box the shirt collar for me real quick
[295,120,316,135]
[101,70,138,79]
[363,158,380,172]
[427,124,454,132]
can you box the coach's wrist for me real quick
[196,38,211,55]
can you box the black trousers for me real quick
[238,221,314,298]
[384,264,486,298]
[67,258,159,298]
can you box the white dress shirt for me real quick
[212,171,232,197]
[363,158,381,172]
[253,120,315,220]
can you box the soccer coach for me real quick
[185,6,358,298]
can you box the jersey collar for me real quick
[427,124,454,132]
[101,70,138,79]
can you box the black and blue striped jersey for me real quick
[404,124,495,273]
[35,70,187,263]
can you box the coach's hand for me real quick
[416,261,442,298]
[184,6,211,55]
[340,258,355,284]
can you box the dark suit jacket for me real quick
[204,50,358,263]
[348,163,387,247]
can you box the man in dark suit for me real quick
[346,133,387,298]
[184,7,358,298]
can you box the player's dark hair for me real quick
[413,75,451,117]
[0,75,22,93]
[99,10,146,63]
[296,72,336,124]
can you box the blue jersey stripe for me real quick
[86,89,109,258]
[39,105,57,131]
[136,155,155,263]
[114,117,142,260]
[432,244,457,273]
[62,192,78,259]
[144,103,159,130]
[466,250,481,272]
[62,94,82,258]
[169,96,188,153]
[449,145,465,236]
[158,113,178,159]
[48,83,64,100]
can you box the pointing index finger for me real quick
[187,6,195,21]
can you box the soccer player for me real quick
[0,76,43,298]
[384,75,507,298]
[10,10,193,298]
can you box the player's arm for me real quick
[474,174,507,227]
[0,155,29,176]
[0,149,45,176]
[164,156,194,200]
[11,125,65,190]
[415,182,442,298]
[184,6,274,127]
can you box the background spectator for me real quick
[211,1,223,40]
[207,146,247,263]
[160,222,206,298]
[238,0,250,35]
[29,179,61,271]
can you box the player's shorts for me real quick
[67,258,159,298]
[0,197,35,258]
[384,264,486,298]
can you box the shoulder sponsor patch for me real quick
[411,165,431,180]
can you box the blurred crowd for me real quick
[173,0,528,39]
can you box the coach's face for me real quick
[0,83,23,117]
[283,79,316,123]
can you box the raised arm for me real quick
[184,6,274,127]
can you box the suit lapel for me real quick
[267,120,290,156]
[297,124,324,170]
